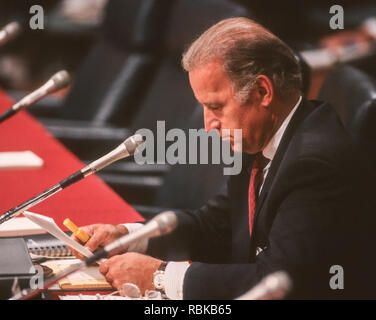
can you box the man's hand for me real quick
[69,224,128,259]
[99,252,163,294]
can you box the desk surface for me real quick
[0,90,143,230]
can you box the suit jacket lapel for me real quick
[250,99,317,237]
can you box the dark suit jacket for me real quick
[147,99,376,299]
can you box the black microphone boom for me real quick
[0,22,21,46]
[0,135,144,225]
[10,211,178,300]
[0,70,71,124]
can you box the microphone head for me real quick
[124,134,144,156]
[262,271,292,297]
[84,134,145,173]
[236,271,292,300]
[153,211,178,235]
[50,70,71,91]
[3,22,21,40]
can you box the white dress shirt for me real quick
[123,95,302,299]
[259,95,302,193]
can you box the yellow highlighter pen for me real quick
[63,218,90,244]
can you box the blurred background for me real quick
[0,0,375,218]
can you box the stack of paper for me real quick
[0,216,46,237]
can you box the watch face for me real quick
[153,271,165,290]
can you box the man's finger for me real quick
[99,260,109,275]
[67,237,86,259]
[84,230,108,252]
[106,274,114,285]
[80,225,95,237]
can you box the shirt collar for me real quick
[262,95,302,162]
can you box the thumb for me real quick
[84,232,104,252]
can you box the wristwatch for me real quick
[153,261,168,294]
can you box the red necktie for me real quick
[248,152,269,236]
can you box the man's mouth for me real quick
[221,134,232,142]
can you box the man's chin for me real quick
[221,136,243,153]
[240,143,261,155]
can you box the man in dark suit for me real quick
[72,17,376,299]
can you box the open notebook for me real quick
[23,211,93,258]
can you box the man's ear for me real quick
[255,75,273,107]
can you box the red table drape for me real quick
[0,89,143,230]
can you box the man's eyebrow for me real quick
[202,102,223,107]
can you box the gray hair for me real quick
[182,17,302,103]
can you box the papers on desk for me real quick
[0,151,43,170]
[23,211,93,258]
[44,259,112,291]
[0,215,46,237]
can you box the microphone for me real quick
[92,210,178,259]
[0,22,21,46]
[236,271,292,300]
[0,134,144,225]
[10,211,178,300]
[0,70,71,124]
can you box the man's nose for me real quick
[204,110,220,132]
[204,119,221,132]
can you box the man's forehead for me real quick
[189,61,231,101]
[190,60,226,80]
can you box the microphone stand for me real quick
[0,135,144,225]
[0,70,70,124]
